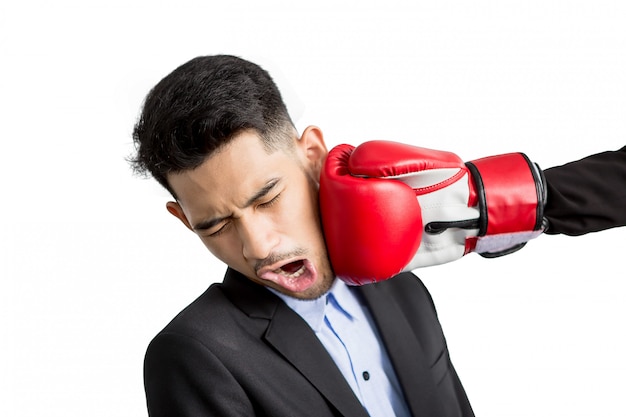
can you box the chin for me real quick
[295,274,336,300]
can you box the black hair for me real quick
[130,55,295,196]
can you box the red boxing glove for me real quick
[319,141,547,285]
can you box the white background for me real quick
[1,1,625,416]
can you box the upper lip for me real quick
[256,257,306,277]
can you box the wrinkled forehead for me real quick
[167,132,296,213]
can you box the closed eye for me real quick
[259,193,281,209]
[207,221,231,237]
[206,194,280,237]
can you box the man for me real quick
[131,55,626,416]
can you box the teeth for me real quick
[275,264,306,278]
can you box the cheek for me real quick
[302,183,322,225]
[200,236,241,266]
[287,187,322,237]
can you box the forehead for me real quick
[167,131,296,211]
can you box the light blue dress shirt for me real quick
[271,279,411,417]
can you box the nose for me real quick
[238,215,280,262]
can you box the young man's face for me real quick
[165,127,335,299]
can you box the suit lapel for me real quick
[265,301,371,417]
[358,282,446,417]
[222,269,369,417]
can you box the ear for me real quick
[297,125,328,181]
[166,201,193,231]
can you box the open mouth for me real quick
[258,258,318,293]
[275,260,306,277]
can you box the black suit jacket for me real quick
[144,146,626,417]
[145,270,473,416]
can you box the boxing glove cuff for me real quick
[466,152,547,256]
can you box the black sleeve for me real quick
[543,146,626,235]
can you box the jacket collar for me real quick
[221,269,370,417]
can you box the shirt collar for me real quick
[269,278,362,333]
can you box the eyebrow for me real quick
[192,178,281,231]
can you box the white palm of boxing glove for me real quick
[320,140,547,285]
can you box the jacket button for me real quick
[362,371,370,381]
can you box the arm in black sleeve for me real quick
[543,145,626,235]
